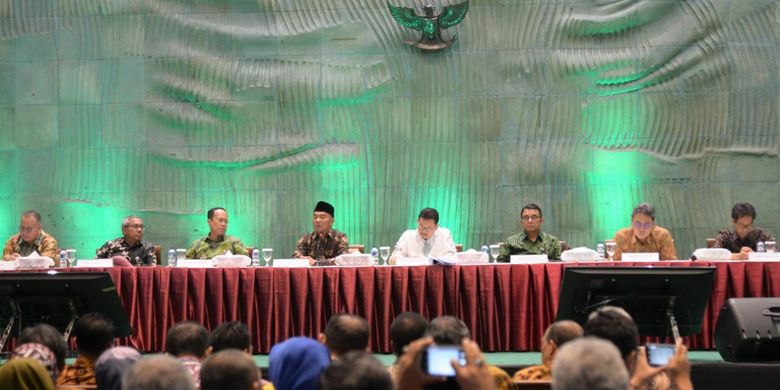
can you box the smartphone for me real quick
[646,343,676,366]
[421,345,466,377]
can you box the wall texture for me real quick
[0,0,778,261]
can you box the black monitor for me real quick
[556,266,716,337]
[0,271,132,351]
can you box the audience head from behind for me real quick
[95,346,142,390]
[552,337,629,390]
[122,355,195,390]
[583,306,639,371]
[269,337,330,390]
[201,349,260,390]
[426,315,471,345]
[541,320,583,366]
[391,312,429,358]
[210,321,252,354]
[166,321,212,359]
[319,313,370,359]
[320,351,393,390]
[18,323,67,373]
[74,312,116,360]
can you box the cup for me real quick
[176,248,186,260]
[766,241,776,253]
[66,249,76,267]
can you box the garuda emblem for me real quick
[387,1,469,51]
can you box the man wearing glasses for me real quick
[2,209,60,264]
[714,202,774,260]
[612,202,677,260]
[497,203,562,261]
[96,215,157,265]
[389,207,456,263]
[185,207,248,260]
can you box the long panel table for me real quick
[53,261,780,353]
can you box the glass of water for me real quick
[379,246,390,265]
[176,248,186,261]
[489,244,500,262]
[262,248,273,266]
[605,241,617,260]
[766,241,776,253]
[66,249,76,267]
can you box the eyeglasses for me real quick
[521,215,540,221]
[128,224,144,229]
[735,222,753,230]
[418,224,437,232]
[632,221,654,229]
[18,225,38,233]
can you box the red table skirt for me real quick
[63,261,780,353]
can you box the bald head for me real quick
[122,355,194,390]
[544,320,583,347]
[323,314,369,357]
[201,350,259,390]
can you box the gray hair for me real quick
[587,305,633,321]
[121,215,142,229]
[552,337,629,390]
[631,202,655,221]
[21,210,41,223]
[122,355,194,390]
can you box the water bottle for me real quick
[481,245,489,261]
[370,247,379,264]
[597,243,605,260]
[252,248,261,267]
[59,250,68,268]
[757,241,766,253]
[168,249,177,267]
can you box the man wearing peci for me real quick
[497,203,562,261]
[612,202,676,260]
[2,209,60,266]
[96,215,157,265]
[388,207,456,264]
[185,207,248,259]
[714,202,774,260]
[293,201,349,266]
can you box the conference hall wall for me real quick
[1,1,777,262]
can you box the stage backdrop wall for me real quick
[0,0,778,261]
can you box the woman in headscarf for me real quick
[95,346,142,390]
[268,337,330,390]
[0,357,55,390]
[11,343,60,384]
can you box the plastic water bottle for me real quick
[597,243,605,260]
[757,241,766,253]
[59,250,68,268]
[168,249,177,267]
[481,245,490,260]
[370,247,379,264]
[252,248,261,267]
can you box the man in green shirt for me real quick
[185,207,248,259]
[497,203,562,261]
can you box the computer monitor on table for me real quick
[556,266,716,337]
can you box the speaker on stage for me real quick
[715,298,780,362]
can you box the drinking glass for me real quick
[379,246,391,265]
[766,241,776,253]
[176,248,186,261]
[605,241,617,260]
[66,249,76,267]
[262,248,273,266]
[489,244,500,262]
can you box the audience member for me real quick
[95,346,142,390]
[395,336,496,390]
[513,320,583,381]
[320,350,393,390]
[201,349,260,390]
[388,312,429,381]
[552,337,629,390]
[268,337,330,390]
[57,312,115,386]
[11,343,60,383]
[210,321,252,353]
[167,321,212,388]
[0,357,55,390]
[318,313,370,359]
[18,323,67,374]
[122,355,195,390]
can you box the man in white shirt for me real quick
[389,208,456,263]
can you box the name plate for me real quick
[395,257,432,266]
[74,259,113,268]
[622,252,659,262]
[748,252,780,261]
[510,255,548,264]
[0,261,16,270]
[176,259,214,268]
[273,259,310,268]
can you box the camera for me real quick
[645,343,676,366]
[421,345,466,377]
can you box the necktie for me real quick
[423,240,431,256]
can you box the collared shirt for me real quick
[497,231,562,261]
[178,356,202,390]
[56,355,96,386]
[715,228,774,253]
[391,227,456,258]
[613,225,677,260]
[513,363,551,381]
[96,237,157,266]
[2,230,59,264]
[185,235,248,260]
[292,229,349,265]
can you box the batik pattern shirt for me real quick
[715,228,774,253]
[185,235,248,259]
[613,225,677,260]
[96,237,157,265]
[292,229,349,265]
[2,230,59,262]
[56,356,96,386]
[178,356,202,390]
[497,231,562,261]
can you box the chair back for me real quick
[511,380,552,390]
[706,238,716,248]
[348,244,365,253]
[154,245,161,264]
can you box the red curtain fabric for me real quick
[58,261,780,353]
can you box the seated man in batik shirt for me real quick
[612,202,677,261]
[293,201,349,266]
[2,209,60,266]
[497,203,562,262]
[513,320,583,381]
[96,215,157,265]
[185,207,248,259]
[715,202,774,260]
